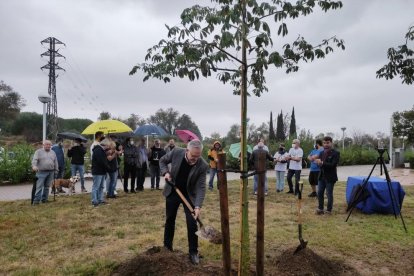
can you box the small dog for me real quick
[52,176,80,195]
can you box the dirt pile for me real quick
[273,247,359,276]
[113,246,358,276]
[112,246,236,276]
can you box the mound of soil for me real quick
[273,247,359,276]
[112,246,237,276]
[113,246,358,276]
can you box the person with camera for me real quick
[67,138,87,193]
[122,137,140,193]
[274,143,289,192]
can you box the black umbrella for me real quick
[57,132,88,142]
[346,183,371,212]
[134,124,167,136]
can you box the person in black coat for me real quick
[315,136,340,215]
[67,138,87,192]
[123,138,140,193]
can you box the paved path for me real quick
[0,165,412,201]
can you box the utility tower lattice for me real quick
[40,37,65,140]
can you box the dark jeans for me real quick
[287,169,301,193]
[136,164,147,190]
[123,163,137,192]
[150,164,160,189]
[164,192,198,254]
[318,178,335,212]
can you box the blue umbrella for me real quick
[134,124,168,137]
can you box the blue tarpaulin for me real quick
[346,176,405,214]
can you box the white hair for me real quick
[187,139,203,150]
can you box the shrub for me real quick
[0,143,35,184]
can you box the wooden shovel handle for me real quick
[166,180,203,227]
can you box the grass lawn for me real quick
[0,179,413,275]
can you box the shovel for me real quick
[166,180,222,244]
[294,181,308,254]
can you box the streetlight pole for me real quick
[38,94,51,142]
[341,127,346,151]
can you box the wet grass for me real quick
[0,180,413,275]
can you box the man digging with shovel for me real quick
[160,139,209,265]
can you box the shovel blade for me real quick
[195,225,222,244]
[293,240,308,255]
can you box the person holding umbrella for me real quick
[67,138,88,193]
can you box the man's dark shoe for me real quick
[59,189,66,194]
[286,190,294,194]
[308,192,317,197]
[189,253,200,265]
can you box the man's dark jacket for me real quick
[92,145,110,175]
[318,149,340,183]
[159,147,208,208]
[67,145,86,165]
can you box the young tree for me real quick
[289,106,297,138]
[268,111,276,142]
[130,1,345,273]
[377,25,414,85]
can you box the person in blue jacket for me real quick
[51,139,65,193]
[307,139,323,197]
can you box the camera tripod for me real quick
[345,148,408,233]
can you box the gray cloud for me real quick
[0,0,413,139]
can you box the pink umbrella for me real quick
[175,129,199,143]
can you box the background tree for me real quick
[289,106,297,138]
[11,112,42,142]
[393,106,414,145]
[0,81,25,132]
[60,118,94,134]
[148,108,180,135]
[377,25,414,85]
[225,123,241,145]
[123,113,146,129]
[276,111,285,141]
[268,111,276,142]
[130,0,345,273]
[176,113,203,140]
[98,111,111,121]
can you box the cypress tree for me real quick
[269,111,276,142]
[289,107,297,138]
[276,110,285,141]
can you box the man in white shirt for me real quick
[286,139,303,195]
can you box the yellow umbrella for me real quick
[81,120,133,135]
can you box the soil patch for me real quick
[112,246,238,276]
[273,247,359,276]
[113,246,359,276]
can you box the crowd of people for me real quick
[250,136,340,215]
[30,133,339,264]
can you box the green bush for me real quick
[409,156,414,169]
[0,143,35,184]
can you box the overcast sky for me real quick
[1,0,413,139]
